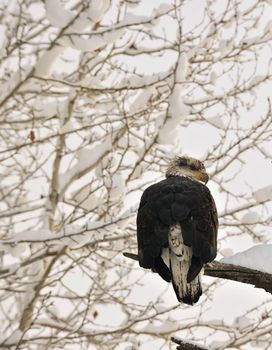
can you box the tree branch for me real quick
[19,246,66,332]
[123,253,272,294]
[204,261,272,294]
[171,336,210,350]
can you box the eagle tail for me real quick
[169,251,202,305]
[167,224,202,305]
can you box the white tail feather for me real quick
[165,224,202,304]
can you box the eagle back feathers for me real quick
[136,175,218,304]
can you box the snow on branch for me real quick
[59,127,126,196]
[0,210,136,279]
[123,252,272,294]
[205,261,272,294]
[220,245,272,274]
[0,211,135,247]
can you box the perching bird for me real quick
[136,156,218,305]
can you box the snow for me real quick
[158,117,180,145]
[242,36,261,46]
[234,316,252,331]
[0,260,20,275]
[2,229,57,243]
[240,211,260,224]
[21,262,44,306]
[45,0,74,28]
[220,248,234,257]
[118,134,141,149]
[122,3,172,26]
[2,227,77,248]
[154,3,173,15]
[168,85,191,119]
[107,174,126,201]
[210,339,229,349]
[250,75,265,86]
[76,147,94,163]
[61,233,90,249]
[143,319,179,333]
[9,242,28,258]
[60,29,124,52]
[86,220,106,231]
[2,330,22,346]
[127,87,154,114]
[28,2,45,21]
[110,174,126,201]
[253,185,272,202]
[175,53,188,82]
[71,12,92,31]
[59,132,114,193]
[73,186,106,211]
[206,115,226,129]
[0,71,20,105]
[0,24,7,58]
[122,13,150,26]
[0,211,135,248]
[210,71,218,85]
[95,155,118,177]
[124,346,134,350]
[115,70,169,89]
[80,75,102,88]
[60,120,76,134]
[221,245,272,274]
[218,39,232,55]
[33,97,70,119]
[1,1,271,348]
[264,20,272,34]
[35,46,65,78]
[87,0,110,23]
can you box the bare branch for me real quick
[171,336,210,350]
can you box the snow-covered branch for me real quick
[205,261,272,294]
[123,251,272,294]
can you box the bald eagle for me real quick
[136,156,218,305]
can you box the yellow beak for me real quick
[196,171,209,184]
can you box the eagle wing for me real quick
[137,176,218,282]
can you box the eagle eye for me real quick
[190,164,198,171]
[178,158,188,167]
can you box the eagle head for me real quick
[165,156,209,184]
